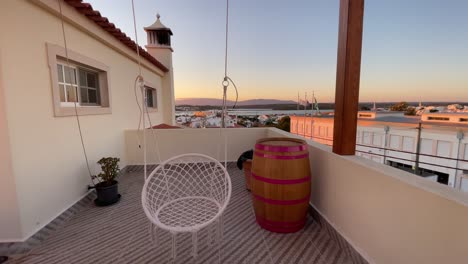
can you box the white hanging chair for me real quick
[141,153,232,259]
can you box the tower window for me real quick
[156,31,171,46]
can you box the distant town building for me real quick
[290,112,468,191]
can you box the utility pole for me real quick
[382,126,390,165]
[454,131,465,189]
[414,122,422,175]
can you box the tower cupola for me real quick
[145,14,173,48]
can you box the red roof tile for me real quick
[64,0,169,73]
[150,123,181,129]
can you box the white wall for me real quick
[0,0,171,241]
[125,128,267,164]
[0,50,23,241]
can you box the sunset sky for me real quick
[87,0,468,103]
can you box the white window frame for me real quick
[56,63,79,106]
[78,67,101,106]
[47,43,111,117]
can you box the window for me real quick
[57,64,78,103]
[145,87,157,108]
[79,69,100,105]
[420,139,433,155]
[436,141,451,158]
[57,63,101,106]
[47,43,111,117]
[373,133,382,146]
[402,136,415,152]
[363,131,372,145]
[427,116,449,121]
[389,135,401,149]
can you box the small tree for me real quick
[390,102,409,111]
[94,157,120,184]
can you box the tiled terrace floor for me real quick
[7,164,356,264]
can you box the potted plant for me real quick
[92,157,121,206]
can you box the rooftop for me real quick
[64,0,169,72]
[4,164,363,264]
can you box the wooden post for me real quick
[332,0,365,155]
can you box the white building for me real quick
[291,112,468,190]
[0,0,174,242]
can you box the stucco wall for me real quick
[0,0,170,240]
[267,128,468,264]
[0,50,23,242]
[125,128,267,164]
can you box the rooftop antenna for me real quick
[297,92,300,111]
[313,91,321,116]
[304,92,307,116]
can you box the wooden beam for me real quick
[333,0,365,155]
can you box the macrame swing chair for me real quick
[137,0,237,260]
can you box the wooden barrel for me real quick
[243,160,252,191]
[251,137,311,233]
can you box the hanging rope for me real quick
[130,0,163,180]
[219,0,241,168]
[57,0,97,185]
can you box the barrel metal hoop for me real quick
[254,152,309,160]
[252,193,310,205]
[251,172,310,185]
[255,143,307,152]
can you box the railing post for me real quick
[332,0,365,155]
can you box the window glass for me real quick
[87,72,97,88]
[79,70,87,87]
[420,139,433,155]
[57,65,64,82]
[402,136,414,152]
[436,141,451,158]
[64,66,76,84]
[59,84,65,102]
[66,85,78,102]
[373,133,382,146]
[80,88,89,103]
[464,144,468,160]
[88,89,98,104]
[363,131,372,145]
[389,135,400,149]
[146,88,154,108]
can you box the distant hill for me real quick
[175,100,468,111]
[176,98,296,106]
